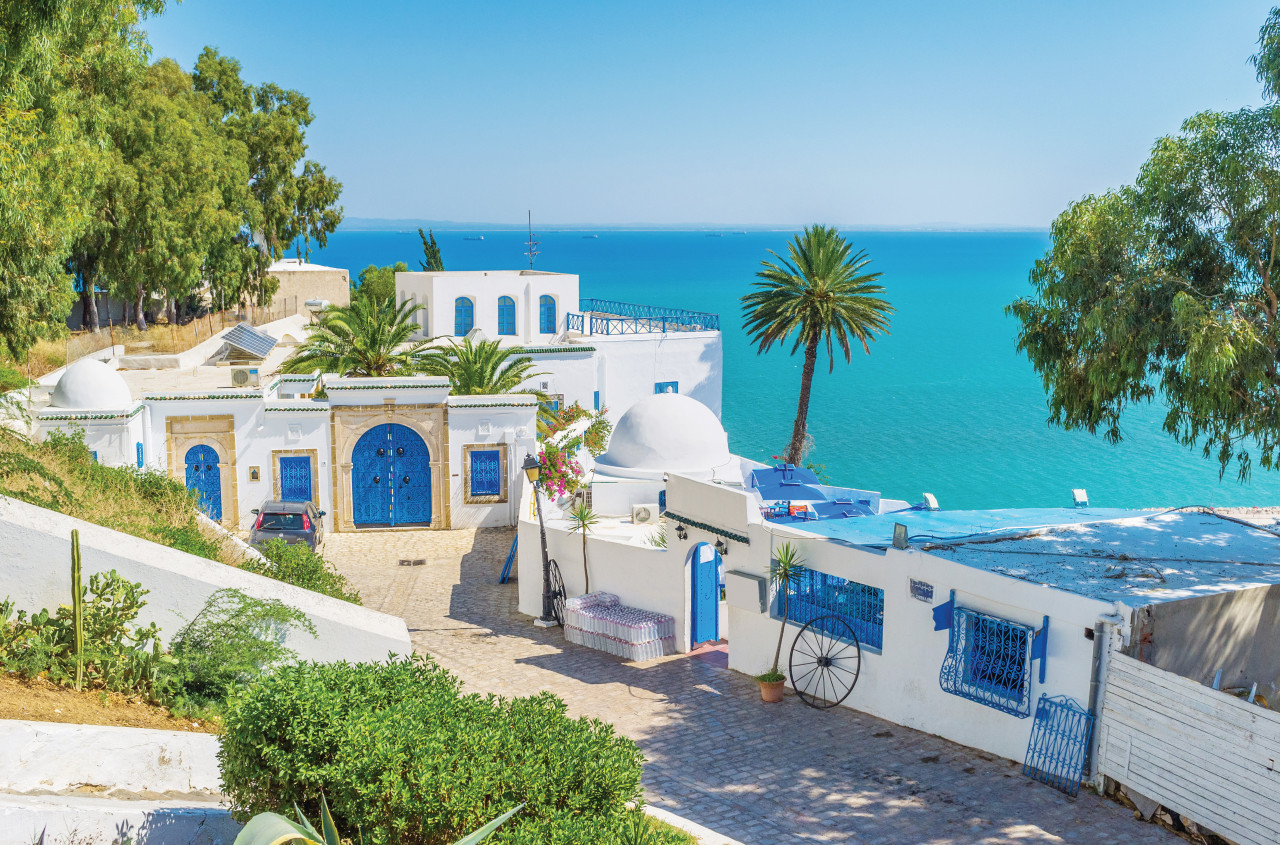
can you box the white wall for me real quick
[667,478,1117,763]
[446,399,537,529]
[589,333,723,421]
[0,496,412,663]
[397,270,579,343]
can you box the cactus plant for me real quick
[71,529,84,691]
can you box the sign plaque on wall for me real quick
[909,578,935,603]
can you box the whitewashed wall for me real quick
[446,399,537,529]
[0,496,412,663]
[665,475,1118,764]
[397,270,579,343]
[585,333,722,422]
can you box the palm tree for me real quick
[283,297,430,376]
[566,502,599,593]
[766,542,807,680]
[742,225,893,466]
[417,337,544,394]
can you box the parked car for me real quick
[249,500,325,550]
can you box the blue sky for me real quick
[145,1,1276,227]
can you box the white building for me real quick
[33,331,536,533]
[395,269,723,422]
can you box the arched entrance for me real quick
[351,424,432,527]
[690,541,721,645]
[184,444,222,521]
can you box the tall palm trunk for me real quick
[786,334,820,465]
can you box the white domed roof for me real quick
[594,393,732,479]
[50,359,133,410]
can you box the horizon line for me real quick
[340,217,1051,233]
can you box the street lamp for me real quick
[523,453,557,627]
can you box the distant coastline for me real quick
[339,217,1051,234]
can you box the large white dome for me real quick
[50,358,133,410]
[594,393,733,480]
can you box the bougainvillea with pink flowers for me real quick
[536,440,585,497]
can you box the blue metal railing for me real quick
[568,299,720,335]
[499,535,517,584]
[1022,694,1094,796]
[785,569,885,650]
[939,606,1034,717]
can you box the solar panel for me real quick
[223,322,278,360]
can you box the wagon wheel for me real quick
[548,558,567,625]
[789,615,862,710]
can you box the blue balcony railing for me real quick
[570,299,720,335]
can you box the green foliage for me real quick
[234,794,523,845]
[419,227,445,271]
[219,655,649,845]
[545,402,612,457]
[1008,12,1280,480]
[418,338,546,396]
[534,439,584,498]
[171,588,315,703]
[242,540,361,604]
[354,261,409,304]
[0,362,28,392]
[0,570,171,700]
[768,543,807,677]
[283,297,429,377]
[742,225,893,465]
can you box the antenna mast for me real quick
[524,210,540,269]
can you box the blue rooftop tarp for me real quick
[786,507,1143,547]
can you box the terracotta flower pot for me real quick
[759,678,785,703]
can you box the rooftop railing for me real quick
[570,298,720,335]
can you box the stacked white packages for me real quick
[563,592,676,661]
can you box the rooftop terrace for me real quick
[567,299,719,335]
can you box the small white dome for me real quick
[50,358,133,410]
[594,393,732,480]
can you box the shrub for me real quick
[170,588,315,703]
[241,540,360,604]
[219,656,650,844]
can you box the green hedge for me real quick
[241,539,360,604]
[219,656,666,844]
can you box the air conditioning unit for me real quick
[632,503,661,525]
[231,367,260,388]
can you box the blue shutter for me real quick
[539,295,556,333]
[497,296,516,335]
[454,297,474,335]
[593,390,600,411]
[136,442,144,468]
[469,449,502,496]
[655,381,678,394]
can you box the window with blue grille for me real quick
[497,296,516,335]
[655,381,678,394]
[541,394,563,415]
[784,569,884,650]
[455,297,474,335]
[939,606,1034,717]
[468,449,502,497]
[136,442,144,468]
[539,295,556,333]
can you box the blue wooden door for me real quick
[691,542,720,644]
[184,445,222,521]
[279,456,312,502]
[351,424,431,526]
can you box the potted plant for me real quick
[756,542,806,703]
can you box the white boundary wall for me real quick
[0,496,411,663]
[1097,652,1280,845]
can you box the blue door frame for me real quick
[184,444,222,521]
[351,424,432,526]
[279,456,313,502]
[690,542,721,645]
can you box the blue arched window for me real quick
[497,296,516,335]
[539,295,557,334]
[454,297,474,336]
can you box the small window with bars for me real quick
[784,569,885,651]
[464,445,507,503]
[939,606,1034,717]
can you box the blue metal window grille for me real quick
[469,449,502,497]
[454,297,474,335]
[541,394,562,415]
[939,606,1034,717]
[593,390,600,411]
[654,381,678,394]
[1023,695,1095,796]
[279,456,313,502]
[785,569,884,650]
[574,299,720,334]
[539,295,557,333]
[497,296,516,335]
[136,442,144,468]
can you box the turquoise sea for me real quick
[308,228,1280,510]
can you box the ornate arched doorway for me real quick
[351,424,432,526]
[184,444,222,521]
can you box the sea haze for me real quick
[306,228,1280,510]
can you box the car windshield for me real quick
[258,512,305,530]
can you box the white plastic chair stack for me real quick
[563,591,676,661]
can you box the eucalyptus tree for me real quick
[1009,9,1280,480]
[741,225,893,466]
[353,262,408,304]
[282,298,429,377]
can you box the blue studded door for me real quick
[184,445,222,521]
[351,424,432,527]
[279,456,312,502]
[690,542,720,645]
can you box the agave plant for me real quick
[233,794,522,845]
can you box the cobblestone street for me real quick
[322,528,1176,845]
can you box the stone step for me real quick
[0,792,240,845]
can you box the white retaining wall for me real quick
[0,495,411,662]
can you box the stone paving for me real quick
[322,528,1177,845]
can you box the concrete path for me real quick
[323,528,1175,845]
